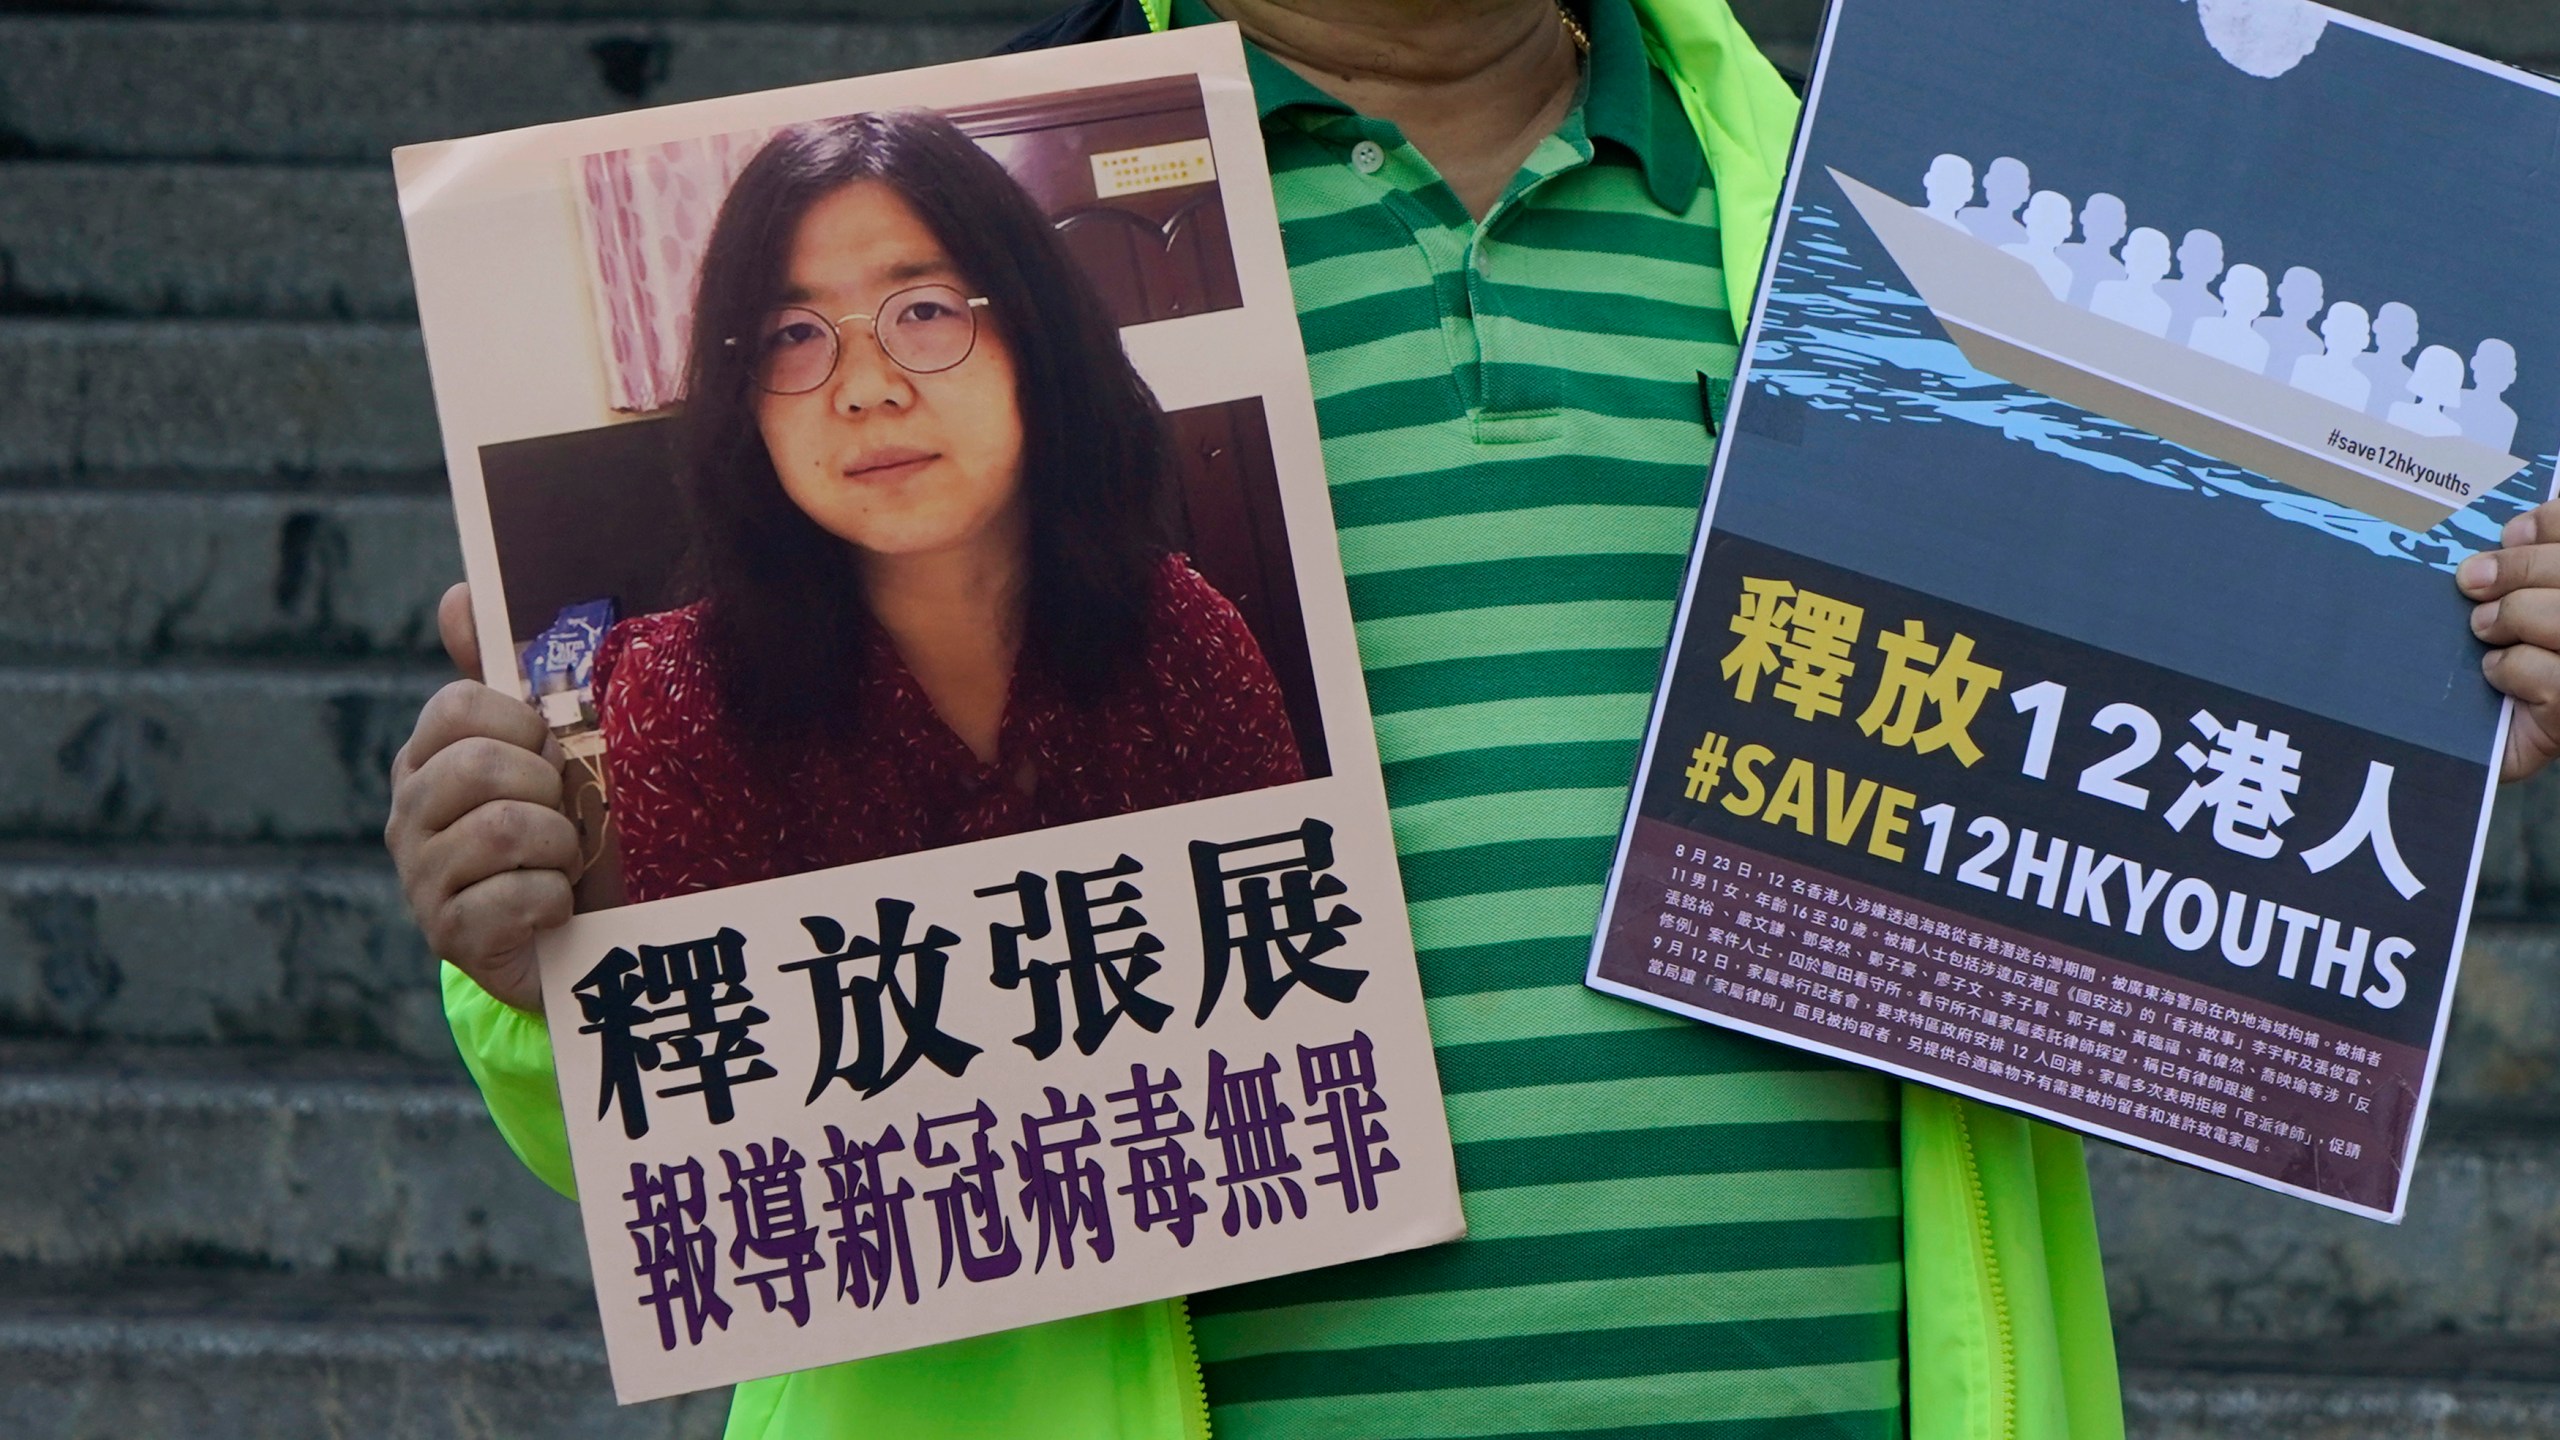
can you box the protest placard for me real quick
[1588,0,2558,1222]
[396,26,1462,1401]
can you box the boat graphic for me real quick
[1828,169,2529,532]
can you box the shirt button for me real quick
[1350,139,1385,175]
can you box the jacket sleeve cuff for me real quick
[441,960,578,1201]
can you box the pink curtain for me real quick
[580,128,776,414]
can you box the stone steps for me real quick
[0,320,436,477]
[0,1265,728,1440]
[0,490,453,660]
[2323,0,2560,65]
[2438,922,2560,1097]
[0,661,440,843]
[2123,1358,2560,1440]
[0,163,413,322]
[0,18,1012,162]
[2090,1113,2560,1342]
[0,850,444,1056]
[2480,769,2560,918]
[0,1042,583,1282]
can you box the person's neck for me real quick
[1203,0,1583,219]
[858,516,1027,763]
[861,528,1021,638]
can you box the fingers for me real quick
[394,733,565,839]
[406,583,563,1009]
[425,797,583,891]
[392,680,549,787]
[2484,644,2560,783]
[439,582,481,679]
[403,798,582,945]
[2459,509,2560,677]
[2458,499,2560,594]
[2470,585,2560,650]
[436,870,575,998]
[2458,540,2560,603]
[387,731,577,1004]
[2515,501,2560,550]
[2486,642,2560,705]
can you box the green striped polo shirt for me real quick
[1178,2,1906,1435]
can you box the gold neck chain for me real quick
[1555,0,1591,55]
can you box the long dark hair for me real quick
[678,109,1169,745]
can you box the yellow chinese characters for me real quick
[1858,619,2004,766]
[1721,578,1866,722]
[1721,577,2005,768]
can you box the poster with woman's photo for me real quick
[395,27,1461,1402]
[1588,0,2560,1223]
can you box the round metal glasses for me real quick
[729,283,992,395]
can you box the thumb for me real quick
[438,582,484,680]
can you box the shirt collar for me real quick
[1582,0,1703,212]
[1169,0,1702,213]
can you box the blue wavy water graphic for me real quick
[1750,206,2555,573]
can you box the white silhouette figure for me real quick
[2057,193,2128,307]
[2157,230,2228,345]
[2455,339,2520,453]
[2003,191,2077,299]
[2354,302,2421,418]
[2092,229,2174,336]
[2191,264,2273,373]
[2291,303,2373,411]
[2390,346,2467,437]
[1923,155,1976,229]
[2254,266,2326,382]
[1959,158,2032,245]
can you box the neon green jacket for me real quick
[444,2,2124,1433]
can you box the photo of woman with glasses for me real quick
[587,109,1304,903]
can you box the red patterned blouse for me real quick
[592,554,1306,903]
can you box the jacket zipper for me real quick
[1169,1296,1214,1440]
[1949,1104,2016,1440]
